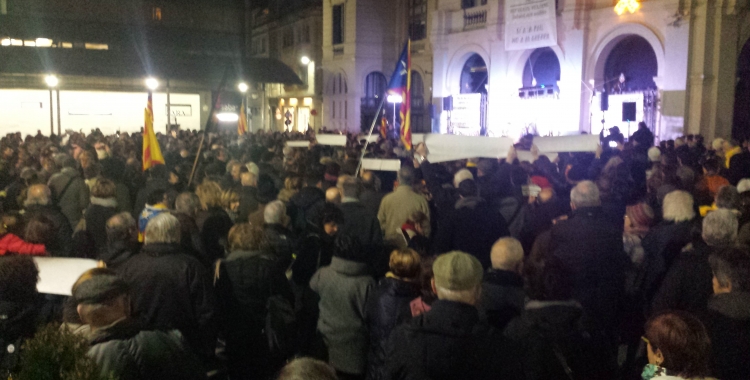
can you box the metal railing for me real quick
[464,8,487,29]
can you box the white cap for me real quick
[245,162,260,177]
[647,146,661,163]
[453,168,474,188]
[737,178,750,194]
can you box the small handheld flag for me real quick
[388,40,412,150]
[142,92,165,171]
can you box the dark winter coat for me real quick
[132,178,169,218]
[384,300,523,380]
[549,206,626,332]
[365,277,421,380]
[640,219,701,302]
[339,200,385,274]
[214,250,295,379]
[433,196,509,268]
[84,198,118,255]
[310,257,374,375]
[48,167,89,227]
[23,204,74,257]
[118,243,217,360]
[288,186,326,235]
[291,230,334,286]
[264,223,295,269]
[701,292,750,380]
[651,242,716,315]
[504,300,615,380]
[101,239,140,270]
[236,185,259,223]
[88,318,205,380]
[481,269,525,330]
[172,212,211,269]
[195,207,233,263]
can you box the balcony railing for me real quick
[464,7,487,29]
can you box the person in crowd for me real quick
[101,212,140,269]
[698,157,730,201]
[248,174,279,227]
[172,192,211,268]
[73,271,206,380]
[378,166,430,248]
[337,175,384,274]
[221,188,241,222]
[365,248,421,380]
[641,190,701,300]
[237,166,260,223]
[623,202,656,267]
[277,358,338,380]
[652,209,738,315]
[195,181,234,263]
[481,237,525,330]
[399,211,430,256]
[407,255,436,318]
[0,213,46,255]
[548,180,626,336]
[288,171,326,236]
[385,251,522,379]
[641,312,713,380]
[723,139,742,169]
[264,200,296,268]
[359,171,384,217]
[326,186,342,205]
[702,246,750,380]
[22,184,73,256]
[133,164,170,219]
[83,178,119,255]
[118,213,217,361]
[214,223,295,379]
[137,188,169,242]
[727,139,750,186]
[505,257,615,380]
[310,234,374,380]
[434,179,509,268]
[47,153,89,227]
[631,121,655,150]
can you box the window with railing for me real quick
[332,4,344,45]
[409,0,427,41]
[461,0,487,9]
[283,28,294,48]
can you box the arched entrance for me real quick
[460,54,488,94]
[733,38,750,141]
[522,47,560,88]
[593,34,659,138]
[361,72,386,132]
[454,54,488,135]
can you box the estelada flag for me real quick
[387,40,412,150]
[238,98,248,135]
[142,92,165,171]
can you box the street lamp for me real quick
[300,56,310,65]
[238,82,249,93]
[386,94,403,132]
[45,75,59,135]
[145,77,159,91]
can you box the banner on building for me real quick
[504,0,558,51]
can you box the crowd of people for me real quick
[0,122,749,380]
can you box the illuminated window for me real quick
[24,40,36,47]
[35,38,52,47]
[0,38,9,46]
[61,42,73,48]
[152,7,162,21]
[10,39,22,46]
[85,43,109,50]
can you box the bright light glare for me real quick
[300,56,310,65]
[35,38,52,47]
[45,75,59,87]
[614,0,640,15]
[216,113,239,122]
[238,82,249,93]
[145,77,159,90]
[1,38,10,46]
[387,94,403,103]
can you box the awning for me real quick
[0,47,303,85]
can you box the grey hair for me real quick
[264,200,287,225]
[702,209,738,247]
[397,166,416,186]
[174,192,201,218]
[570,180,601,208]
[144,213,181,245]
[662,190,696,222]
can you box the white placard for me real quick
[316,134,347,146]
[359,135,380,143]
[516,150,559,163]
[361,159,401,172]
[450,94,482,136]
[33,257,99,296]
[286,140,311,148]
[421,134,514,163]
[533,135,599,153]
[505,0,558,51]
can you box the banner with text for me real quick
[505,0,558,51]
[449,94,483,136]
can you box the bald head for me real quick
[490,237,524,273]
[25,184,51,206]
[326,187,341,204]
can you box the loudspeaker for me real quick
[600,91,609,111]
[443,96,453,111]
[622,102,636,122]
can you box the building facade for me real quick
[321,0,750,141]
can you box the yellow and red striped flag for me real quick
[380,114,387,139]
[142,92,165,171]
[387,40,412,150]
[238,98,248,135]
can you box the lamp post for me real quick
[45,75,58,135]
[387,93,403,134]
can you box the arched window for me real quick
[460,54,488,94]
[522,47,560,88]
[604,35,657,91]
[364,72,387,99]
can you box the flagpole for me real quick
[355,96,387,177]
[188,65,230,187]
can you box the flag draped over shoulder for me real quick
[388,40,412,150]
[238,98,248,135]
[142,92,165,171]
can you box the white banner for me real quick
[316,134,347,146]
[34,257,99,296]
[504,0,558,51]
[450,94,482,136]
[532,134,600,153]
[361,159,402,172]
[420,134,515,163]
[286,140,311,148]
